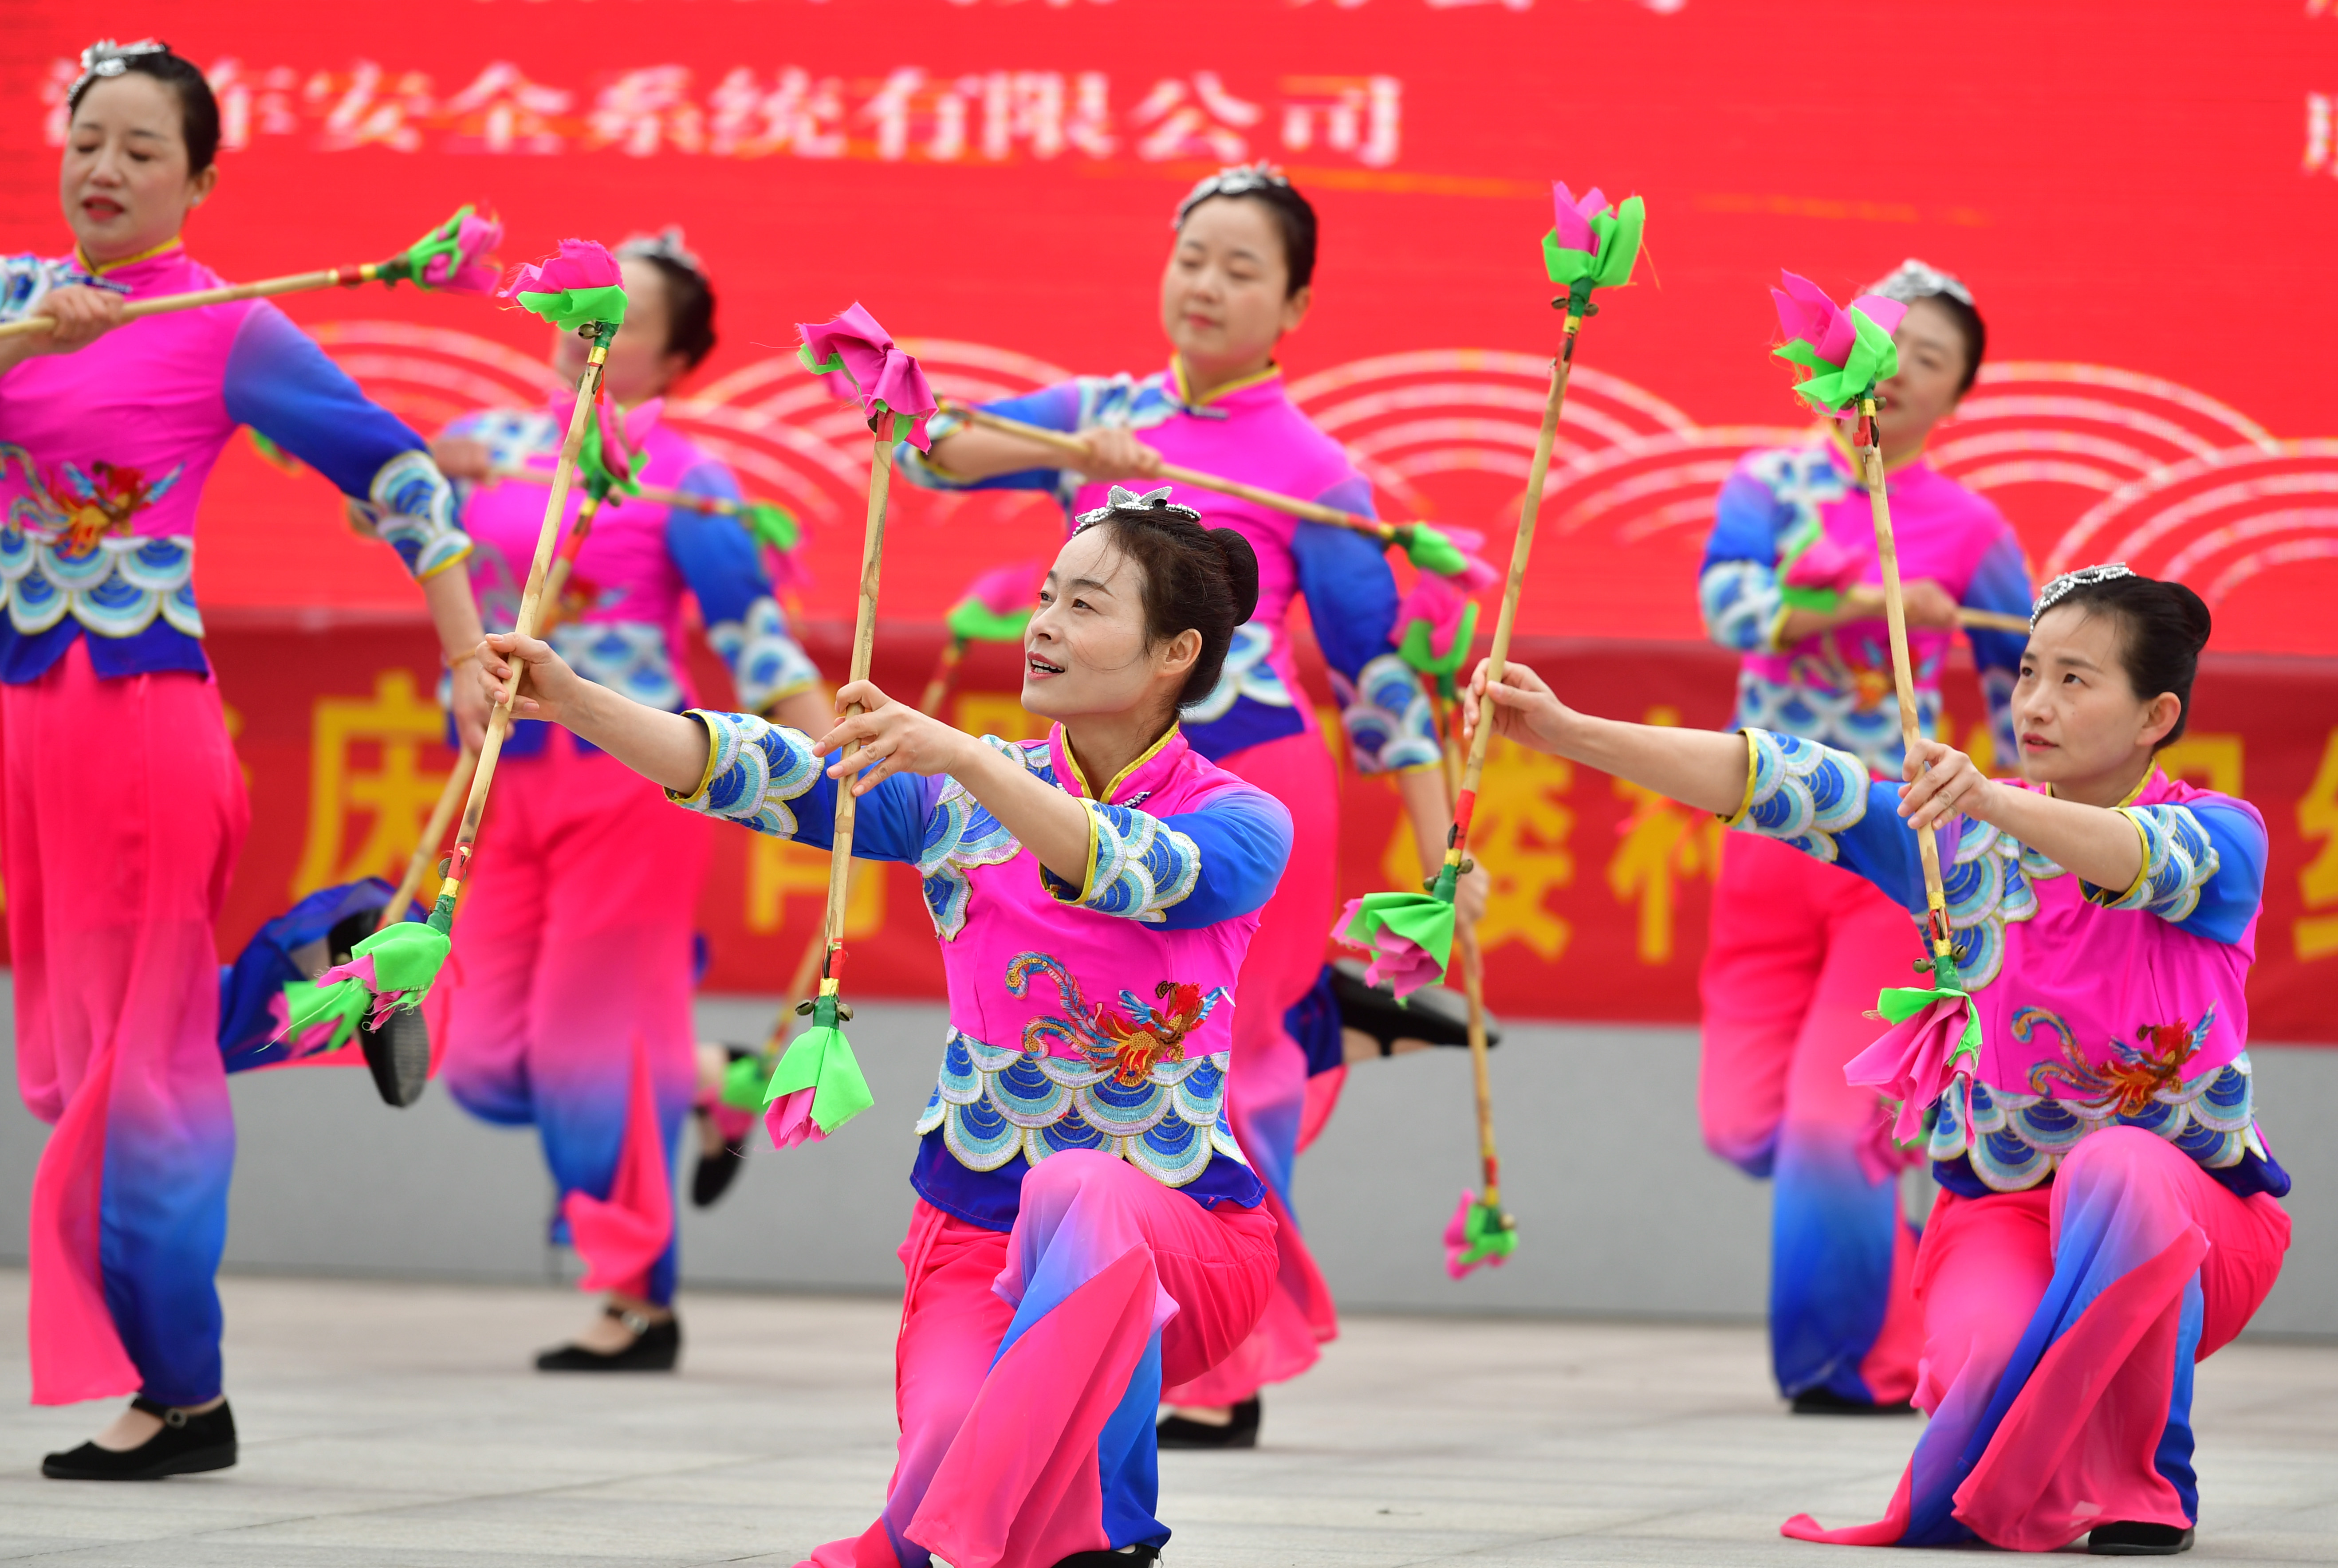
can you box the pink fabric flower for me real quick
[797,303,939,451]
[764,1089,830,1150]
[970,559,1046,616]
[425,211,503,293]
[1781,530,1863,593]
[1771,271,1909,372]
[1398,574,1473,662]
[496,238,621,306]
[1846,991,1978,1145]
[1551,182,1612,256]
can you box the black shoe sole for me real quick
[359,1004,431,1108]
[535,1319,681,1372]
[1156,1397,1260,1449]
[1790,1388,1916,1415]
[43,1442,236,1480]
[2090,1525,2195,1556]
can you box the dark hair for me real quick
[1085,506,1261,709]
[67,46,221,175]
[1178,184,1319,297]
[1912,291,1987,397]
[2042,572,2212,749]
[636,253,716,370]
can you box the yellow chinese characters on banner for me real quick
[1605,707,1723,965]
[2295,729,2338,963]
[1382,736,1576,962]
[748,838,885,938]
[291,670,451,897]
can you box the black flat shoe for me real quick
[691,1112,748,1207]
[324,908,430,1108]
[43,1397,236,1480]
[535,1306,681,1372]
[1053,1547,1161,1567]
[1331,960,1501,1055]
[1790,1387,1916,1415]
[2090,1522,2195,1556]
[1156,1396,1259,1449]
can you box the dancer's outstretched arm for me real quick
[480,634,1094,886]
[1461,658,2146,892]
[1460,659,1748,816]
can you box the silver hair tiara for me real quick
[1075,485,1203,528]
[2031,562,2137,625]
[1865,257,1975,310]
[72,39,172,101]
[616,226,705,278]
[1174,162,1291,226]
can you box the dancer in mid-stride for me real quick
[480,488,1290,1568]
[1695,260,2033,1412]
[428,228,829,1371]
[1466,567,2287,1556]
[1,41,486,1478]
[900,165,1484,1446]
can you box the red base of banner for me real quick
[31,610,2323,1045]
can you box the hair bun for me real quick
[2168,580,2212,651]
[1208,527,1261,623]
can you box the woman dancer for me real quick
[483,488,1290,1568]
[1469,568,2287,1555]
[1,41,486,1478]
[429,228,829,1370]
[900,165,1483,1445]
[1695,260,2035,1411]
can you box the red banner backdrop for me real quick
[2,1,2336,1035]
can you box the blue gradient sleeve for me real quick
[1290,513,1399,682]
[1726,729,1928,911]
[221,302,426,499]
[897,380,1084,494]
[671,710,929,862]
[2085,799,2266,946]
[1147,782,1294,930]
[1700,471,1790,652]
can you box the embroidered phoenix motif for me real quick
[1006,953,1226,1086]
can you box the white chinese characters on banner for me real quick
[37,58,1399,170]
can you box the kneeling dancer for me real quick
[480,488,1291,1568]
[1463,566,2287,1556]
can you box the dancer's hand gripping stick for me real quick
[1766,271,1984,1140]
[757,306,936,1148]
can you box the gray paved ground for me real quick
[0,1274,2333,1566]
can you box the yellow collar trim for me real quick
[1172,356,1281,409]
[77,234,183,275]
[1824,422,1926,477]
[1064,721,1181,802]
[2045,766,2161,809]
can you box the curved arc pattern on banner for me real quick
[307,326,2338,624]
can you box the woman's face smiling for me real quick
[61,74,214,264]
[2011,604,2182,790]
[1158,196,1310,389]
[1020,527,1197,728]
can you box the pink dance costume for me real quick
[901,362,1439,1404]
[0,241,470,1406]
[434,398,817,1306]
[669,709,1290,1564]
[1697,437,2032,1405]
[1724,729,2288,1548]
